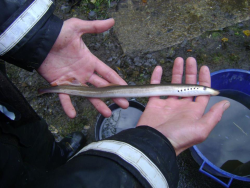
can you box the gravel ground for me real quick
[5,1,250,187]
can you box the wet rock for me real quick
[144,59,157,67]
[238,23,244,28]
[61,5,71,14]
[88,11,97,20]
[228,29,235,36]
[225,13,236,19]
[115,59,121,67]
[109,1,117,8]
[156,31,162,36]
[181,39,188,47]
[207,42,219,50]
[143,74,150,79]
[191,39,201,47]
[128,81,136,85]
[146,54,153,59]
[126,69,133,75]
[165,58,173,63]
[167,28,174,33]
[107,57,113,62]
[134,57,142,66]
[125,57,133,66]
[103,30,110,38]
[94,43,101,51]
[115,67,123,77]
[147,59,157,65]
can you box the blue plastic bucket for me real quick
[190,69,250,187]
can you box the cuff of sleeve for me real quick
[73,126,179,188]
[110,126,179,188]
[1,15,63,71]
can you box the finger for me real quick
[88,98,112,118]
[88,73,129,109]
[89,54,129,109]
[195,66,211,108]
[182,57,197,101]
[149,66,162,100]
[94,57,127,86]
[59,94,76,118]
[171,57,184,83]
[168,57,184,100]
[196,100,230,142]
[75,18,115,35]
[150,66,163,84]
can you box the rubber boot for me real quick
[49,131,87,169]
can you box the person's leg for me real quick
[0,131,23,187]
[0,69,86,186]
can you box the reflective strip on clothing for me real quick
[0,105,15,120]
[70,140,169,188]
[0,0,53,55]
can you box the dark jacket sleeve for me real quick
[35,126,179,188]
[0,0,63,71]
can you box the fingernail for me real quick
[223,102,230,111]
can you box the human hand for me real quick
[37,18,129,118]
[137,57,230,156]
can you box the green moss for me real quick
[211,32,222,38]
[229,53,240,62]
[195,47,207,64]
[196,53,207,65]
[80,0,116,19]
[212,52,223,64]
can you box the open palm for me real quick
[37,18,128,118]
[137,57,230,155]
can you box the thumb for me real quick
[198,100,230,137]
[73,18,115,35]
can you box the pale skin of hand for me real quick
[37,18,129,118]
[137,57,230,156]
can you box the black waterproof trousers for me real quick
[0,68,57,187]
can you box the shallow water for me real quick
[197,90,250,176]
[100,107,143,139]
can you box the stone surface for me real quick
[88,10,97,20]
[111,0,250,54]
[61,5,71,14]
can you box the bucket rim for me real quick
[95,100,145,141]
[192,145,250,181]
[211,69,250,76]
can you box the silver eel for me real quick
[38,84,220,98]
